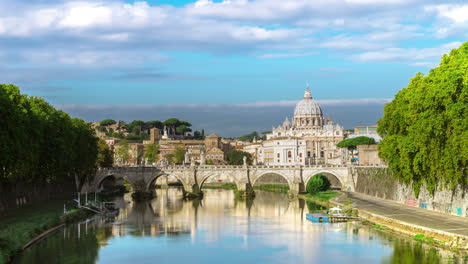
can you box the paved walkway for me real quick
[338,192,468,237]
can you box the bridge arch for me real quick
[251,171,293,190]
[199,171,237,189]
[304,170,344,190]
[146,172,184,191]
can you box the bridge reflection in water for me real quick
[12,188,463,264]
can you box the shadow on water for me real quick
[12,188,466,264]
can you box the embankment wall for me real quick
[353,167,467,217]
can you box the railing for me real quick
[104,164,388,171]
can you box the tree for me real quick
[378,41,467,196]
[173,147,186,164]
[100,119,116,126]
[336,136,376,149]
[238,131,259,142]
[146,120,163,129]
[306,174,331,194]
[97,139,113,167]
[0,84,98,193]
[163,118,180,137]
[225,150,252,165]
[143,143,160,163]
[116,139,130,164]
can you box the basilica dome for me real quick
[294,87,322,116]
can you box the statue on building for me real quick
[162,126,169,139]
[200,148,206,165]
[243,156,247,166]
[184,151,190,165]
[190,157,195,167]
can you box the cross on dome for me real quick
[304,84,312,99]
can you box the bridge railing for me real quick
[103,164,387,170]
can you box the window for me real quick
[277,153,280,158]
[307,151,311,157]
[299,153,303,158]
[320,151,324,158]
[288,151,292,158]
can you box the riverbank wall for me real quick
[352,167,467,217]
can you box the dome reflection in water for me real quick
[13,189,465,264]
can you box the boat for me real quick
[306,213,329,222]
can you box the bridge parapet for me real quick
[90,164,388,198]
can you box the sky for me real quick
[1,0,467,136]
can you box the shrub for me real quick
[306,174,331,194]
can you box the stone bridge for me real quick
[88,164,357,197]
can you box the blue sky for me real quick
[1,0,467,135]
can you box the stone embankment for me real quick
[332,191,468,250]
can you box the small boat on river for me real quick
[306,213,360,223]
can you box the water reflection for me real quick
[13,188,465,264]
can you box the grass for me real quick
[0,201,63,264]
[372,224,389,230]
[413,234,436,245]
[0,200,96,264]
[302,190,341,201]
[253,184,289,193]
[201,183,237,190]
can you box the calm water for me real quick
[13,189,465,264]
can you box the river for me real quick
[12,189,465,264]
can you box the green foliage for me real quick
[143,143,160,163]
[303,190,340,201]
[253,184,289,193]
[238,131,260,142]
[0,84,97,190]
[378,42,468,196]
[225,150,252,165]
[413,234,436,245]
[193,130,205,139]
[115,139,130,163]
[336,136,376,149]
[100,119,116,126]
[173,147,186,164]
[202,183,237,190]
[96,139,113,168]
[306,174,331,194]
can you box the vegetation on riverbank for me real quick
[302,190,341,202]
[253,184,289,193]
[377,41,467,196]
[0,200,97,264]
[202,183,237,190]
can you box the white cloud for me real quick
[425,4,468,38]
[258,52,317,59]
[351,42,462,63]
[0,0,461,68]
[410,62,439,68]
[426,4,468,23]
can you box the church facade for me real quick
[257,86,345,165]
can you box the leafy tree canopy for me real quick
[377,41,467,196]
[143,143,160,163]
[97,139,113,168]
[0,84,98,190]
[225,150,252,165]
[336,136,376,149]
[238,131,259,142]
[100,119,116,126]
[306,174,331,194]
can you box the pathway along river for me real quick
[12,189,465,264]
